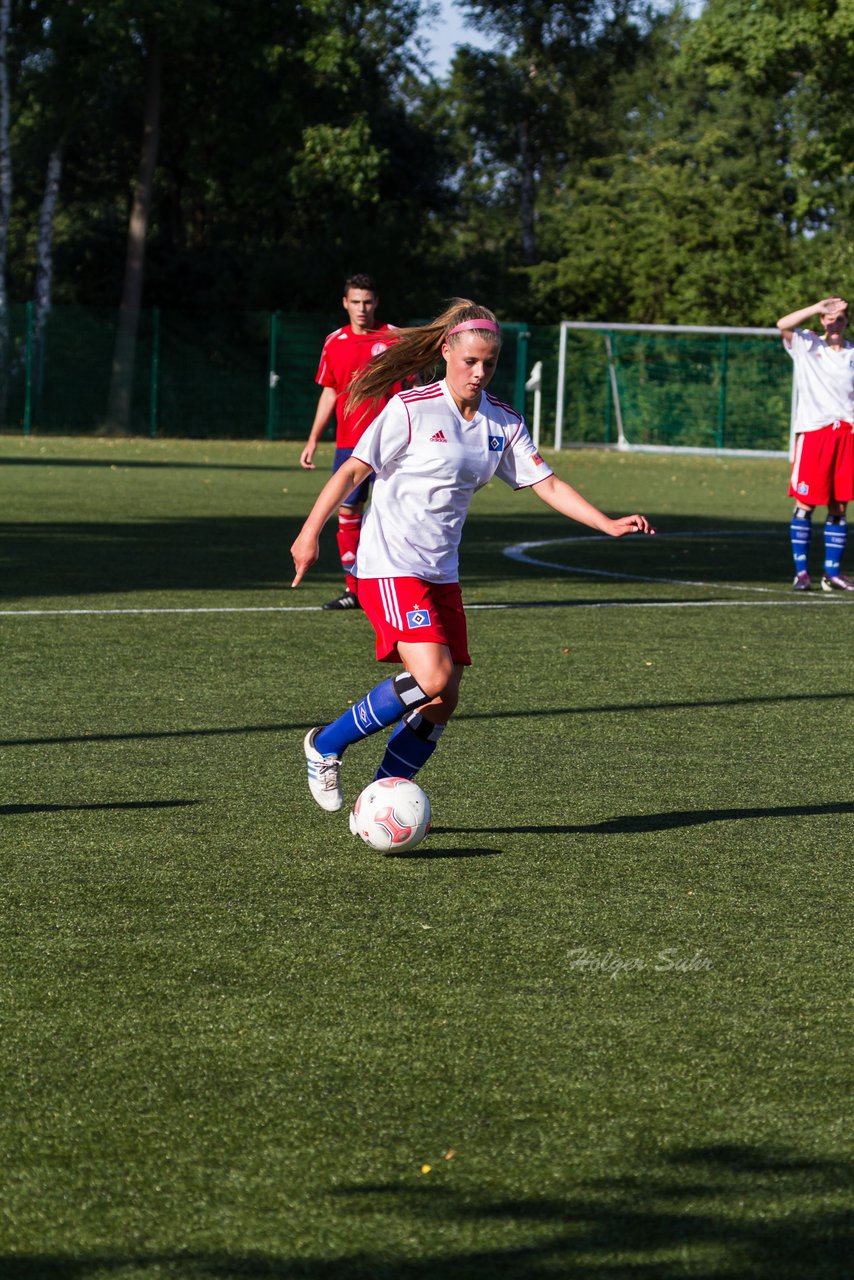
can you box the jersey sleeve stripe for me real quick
[485,391,523,421]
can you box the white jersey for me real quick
[352,379,553,582]
[785,328,854,433]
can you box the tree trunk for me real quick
[517,117,538,265]
[105,34,162,434]
[33,146,62,364]
[0,0,12,417]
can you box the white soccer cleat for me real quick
[821,572,854,592]
[304,727,343,811]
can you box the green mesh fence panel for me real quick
[0,307,791,451]
[269,316,536,441]
[156,310,270,439]
[2,304,31,431]
[526,323,562,446]
[3,306,155,435]
[562,330,790,450]
[269,312,343,441]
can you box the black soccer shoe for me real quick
[322,590,361,611]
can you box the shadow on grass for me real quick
[0,513,818,601]
[387,846,501,859]
[1,691,851,750]
[436,800,854,836]
[0,799,199,816]
[0,455,299,473]
[1,1143,848,1278]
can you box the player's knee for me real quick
[419,666,454,701]
[432,682,460,715]
[793,505,813,520]
[827,502,846,521]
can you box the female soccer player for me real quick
[777,295,854,591]
[290,299,655,813]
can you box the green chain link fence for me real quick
[1,305,791,451]
[561,328,791,452]
[1,306,542,442]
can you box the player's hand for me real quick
[291,532,319,587]
[299,445,316,469]
[608,514,655,537]
[818,296,847,316]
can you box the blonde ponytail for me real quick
[346,299,501,414]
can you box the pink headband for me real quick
[447,318,500,337]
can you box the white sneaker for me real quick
[304,728,343,811]
[821,572,854,592]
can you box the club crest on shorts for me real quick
[406,608,432,629]
[797,481,810,495]
[488,436,504,452]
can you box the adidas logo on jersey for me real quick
[430,430,448,443]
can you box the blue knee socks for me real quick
[315,672,430,758]
[375,711,446,781]
[790,511,812,574]
[824,516,847,577]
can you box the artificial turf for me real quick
[0,436,851,1278]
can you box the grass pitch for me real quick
[0,436,851,1278]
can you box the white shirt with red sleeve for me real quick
[785,329,854,432]
[352,379,552,583]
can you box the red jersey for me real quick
[315,323,399,448]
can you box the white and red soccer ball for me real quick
[350,777,432,852]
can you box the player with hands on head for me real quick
[291,298,654,815]
[301,274,398,611]
[777,294,854,591]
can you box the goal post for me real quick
[554,321,796,459]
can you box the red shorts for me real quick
[356,577,471,665]
[789,422,854,506]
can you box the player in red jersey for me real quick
[300,274,398,610]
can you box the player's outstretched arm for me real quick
[291,458,373,587]
[300,387,338,469]
[532,473,655,537]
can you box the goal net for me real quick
[554,322,794,458]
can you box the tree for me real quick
[0,0,12,407]
[105,25,160,434]
[438,0,649,282]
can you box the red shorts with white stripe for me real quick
[789,421,854,506]
[356,577,471,665]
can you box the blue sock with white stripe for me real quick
[375,711,446,781]
[823,516,847,576]
[790,510,812,573]
[315,672,431,758]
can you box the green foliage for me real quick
[3,0,854,326]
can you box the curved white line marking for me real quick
[503,529,793,595]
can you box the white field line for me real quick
[503,529,792,595]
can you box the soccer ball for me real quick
[350,777,432,853]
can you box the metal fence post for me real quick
[23,302,34,435]
[514,326,530,414]
[266,311,280,440]
[717,334,728,449]
[149,306,160,438]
